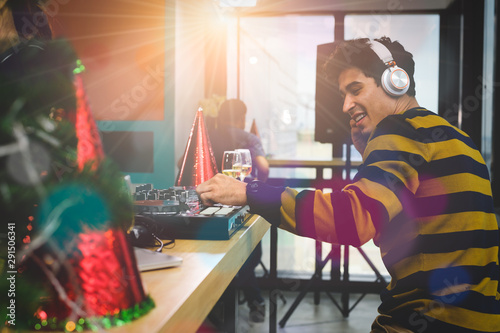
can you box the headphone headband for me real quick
[369,40,395,66]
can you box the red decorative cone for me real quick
[74,74,105,170]
[176,107,218,186]
[31,228,154,330]
[250,118,260,138]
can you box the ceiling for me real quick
[232,0,456,14]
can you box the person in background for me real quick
[197,37,500,332]
[0,0,52,47]
[210,98,269,182]
[0,0,81,127]
[209,98,269,323]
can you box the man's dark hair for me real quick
[218,99,247,126]
[323,36,416,96]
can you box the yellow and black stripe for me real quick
[261,108,500,332]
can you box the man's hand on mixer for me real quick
[196,174,248,207]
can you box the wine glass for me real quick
[222,151,242,179]
[236,149,252,181]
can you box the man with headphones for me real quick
[197,37,499,332]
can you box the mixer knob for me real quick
[147,192,158,200]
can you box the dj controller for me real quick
[133,184,250,240]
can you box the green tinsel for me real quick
[73,60,86,75]
[0,38,140,330]
[30,296,155,332]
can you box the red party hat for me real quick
[74,74,105,170]
[176,107,218,186]
[250,118,260,138]
[31,228,153,330]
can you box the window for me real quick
[236,15,335,163]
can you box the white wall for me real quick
[174,0,208,175]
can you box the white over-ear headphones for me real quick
[369,40,409,97]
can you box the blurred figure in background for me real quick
[209,99,268,322]
[210,99,269,182]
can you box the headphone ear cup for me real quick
[381,66,410,97]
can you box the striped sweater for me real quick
[248,108,500,332]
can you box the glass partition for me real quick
[237,15,335,163]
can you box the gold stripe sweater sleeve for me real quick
[246,108,500,331]
[277,113,427,246]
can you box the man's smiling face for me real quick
[339,67,398,140]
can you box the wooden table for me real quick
[112,214,270,333]
[268,158,362,168]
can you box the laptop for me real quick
[133,247,183,272]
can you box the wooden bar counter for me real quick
[268,158,362,168]
[112,214,270,333]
